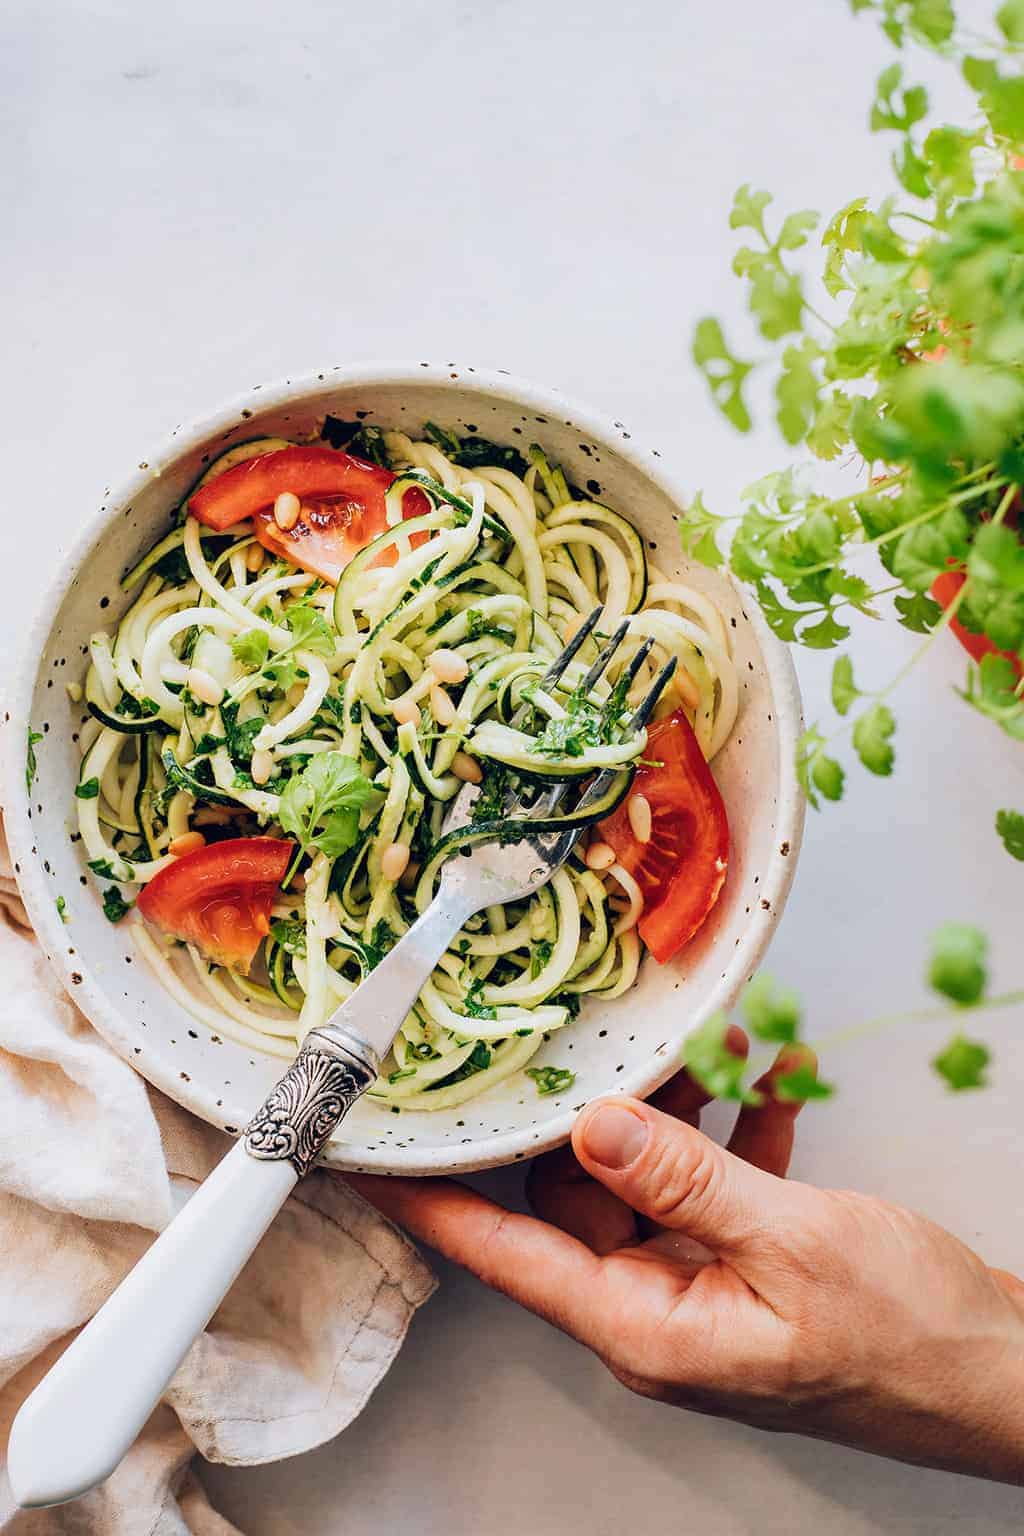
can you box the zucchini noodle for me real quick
[75,425,738,1110]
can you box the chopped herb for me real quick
[102,886,134,923]
[388,1066,417,1083]
[429,1039,492,1089]
[26,729,43,792]
[74,777,101,800]
[464,975,497,1020]
[269,917,307,956]
[363,918,398,971]
[320,416,391,467]
[55,895,68,923]
[526,1065,576,1096]
[87,857,116,878]
[530,939,554,978]
[193,732,226,756]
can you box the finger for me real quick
[526,1144,638,1255]
[727,1044,818,1176]
[571,1096,804,1261]
[651,1026,749,1126]
[348,1173,609,1346]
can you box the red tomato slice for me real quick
[598,709,729,964]
[137,836,294,972]
[188,446,429,583]
[931,569,1023,676]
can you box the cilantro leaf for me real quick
[775,1064,835,1102]
[852,702,896,777]
[729,184,772,236]
[231,630,270,671]
[284,604,334,657]
[776,339,821,445]
[894,591,942,633]
[683,1012,760,1103]
[277,753,372,858]
[997,0,1024,42]
[995,808,1024,860]
[692,318,754,432]
[796,725,845,809]
[680,490,727,569]
[830,655,860,716]
[928,922,987,1006]
[933,1033,990,1091]
[741,974,801,1043]
[55,895,68,924]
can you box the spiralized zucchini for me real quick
[75,426,738,1110]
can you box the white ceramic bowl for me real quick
[1,363,804,1175]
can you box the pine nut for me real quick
[66,680,83,702]
[245,542,265,573]
[585,840,617,871]
[675,666,701,711]
[185,667,224,707]
[428,648,469,685]
[451,751,483,784]
[169,830,206,857]
[273,491,301,531]
[430,683,457,726]
[381,842,411,882]
[392,694,421,726]
[627,793,652,844]
[250,748,275,785]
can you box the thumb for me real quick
[572,1096,799,1258]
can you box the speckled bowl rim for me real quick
[1,362,805,1174]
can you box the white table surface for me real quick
[5,0,1024,1529]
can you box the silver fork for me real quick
[6,619,675,1512]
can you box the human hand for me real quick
[350,1033,1024,1484]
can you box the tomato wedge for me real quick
[188,445,429,583]
[137,836,294,972]
[931,569,1023,676]
[598,709,729,964]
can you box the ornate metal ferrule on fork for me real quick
[244,1028,380,1178]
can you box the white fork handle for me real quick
[8,897,469,1510]
[7,1143,297,1507]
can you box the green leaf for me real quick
[55,895,68,924]
[800,611,851,650]
[831,655,860,716]
[871,64,929,135]
[995,808,1024,860]
[777,209,819,250]
[75,777,101,800]
[821,198,869,297]
[269,917,307,956]
[749,264,805,341]
[922,125,979,205]
[729,184,772,236]
[775,1065,835,1102]
[909,0,954,45]
[933,1033,990,1091]
[928,922,988,1006]
[894,591,942,632]
[276,752,373,858]
[525,1066,576,1097]
[968,521,1024,590]
[679,490,727,569]
[102,886,134,923]
[891,506,969,591]
[692,318,754,432]
[796,725,845,810]
[998,0,1024,42]
[283,604,335,657]
[26,729,42,794]
[775,339,821,445]
[893,138,931,199]
[231,630,270,671]
[806,392,853,459]
[741,974,801,1044]
[683,1012,760,1103]
[852,702,896,776]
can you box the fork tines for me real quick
[539,605,603,692]
[629,656,678,729]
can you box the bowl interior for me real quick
[3,367,802,1174]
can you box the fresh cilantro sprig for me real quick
[689,0,1024,823]
[276,752,373,859]
[229,603,335,699]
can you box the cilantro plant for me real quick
[690,0,1024,851]
[276,753,373,859]
[688,922,1021,1100]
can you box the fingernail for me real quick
[581,1104,649,1170]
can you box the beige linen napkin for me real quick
[0,820,436,1534]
